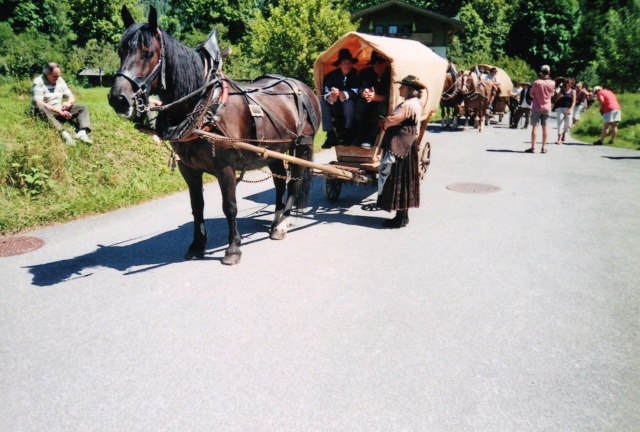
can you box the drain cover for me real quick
[447,183,501,193]
[0,236,45,257]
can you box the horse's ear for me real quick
[122,6,135,29]
[148,6,158,32]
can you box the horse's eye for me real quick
[142,50,154,60]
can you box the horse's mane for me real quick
[119,23,204,100]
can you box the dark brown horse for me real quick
[460,70,492,132]
[440,71,465,130]
[108,6,320,265]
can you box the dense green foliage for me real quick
[1,0,638,90]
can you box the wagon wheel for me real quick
[420,141,431,180]
[324,178,342,202]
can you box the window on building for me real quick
[403,25,411,35]
[388,25,398,34]
[375,25,383,34]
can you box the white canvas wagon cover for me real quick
[314,32,448,121]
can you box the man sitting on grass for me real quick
[31,62,93,146]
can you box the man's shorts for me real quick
[603,109,621,123]
[530,110,550,126]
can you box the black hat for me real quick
[332,49,359,67]
[367,51,388,65]
[395,75,426,90]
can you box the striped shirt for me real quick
[31,75,72,109]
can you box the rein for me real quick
[441,78,458,101]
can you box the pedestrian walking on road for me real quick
[554,78,575,144]
[592,86,622,145]
[526,65,555,154]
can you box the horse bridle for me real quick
[115,30,166,118]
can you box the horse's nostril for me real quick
[108,92,131,112]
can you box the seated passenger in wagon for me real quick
[320,49,361,148]
[481,67,501,112]
[354,51,391,149]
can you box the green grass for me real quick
[0,84,188,235]
[571,93,640,150]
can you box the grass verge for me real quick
[0,84,188,235]
[571,93,639,150]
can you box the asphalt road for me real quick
[2,116,639,431]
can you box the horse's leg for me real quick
[178,162,208,260]
[269,145,313,240]
[269,159,289,240]
[217,165,242,265]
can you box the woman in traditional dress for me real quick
[377,75,424,228]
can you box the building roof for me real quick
[78,69,107,76]
[351,0,464,31]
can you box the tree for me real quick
[1,0,75,47]
[245,0,357,86]
[595,5,640,91]
[504,0,578,75]
[68,0,141,47]
[447,3,493,66]
[166,0,262,44]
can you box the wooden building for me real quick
[351,0,463,59]
[78,69,113,87]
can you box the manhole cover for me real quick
[0,236,45,257]
[447,183,501,193]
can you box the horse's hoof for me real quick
[185,249,205,260]
[270,229,287,240]
[222,250,242,266]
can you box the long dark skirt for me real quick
[377,137,420,212]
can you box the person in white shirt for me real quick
[31,62,93,145]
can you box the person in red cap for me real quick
[592,86,622,145]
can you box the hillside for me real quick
[0,84,188,234]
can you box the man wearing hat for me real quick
[320,48,361,148]
[377,75,425,228]
[355,51,391,148]
[526,64,555,153]
[514,81,533,128]
[592,86,621,145]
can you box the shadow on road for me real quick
[25,180,383,287]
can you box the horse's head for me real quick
[108,6,164,119]
[460,70,479,95]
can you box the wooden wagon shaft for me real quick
[194,129,369,183]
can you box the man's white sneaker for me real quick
[75,130,93,144]
[61,131,75,146]
[361,142,372,149]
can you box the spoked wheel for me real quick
[420,141,431,180]
[324,178,342,202]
